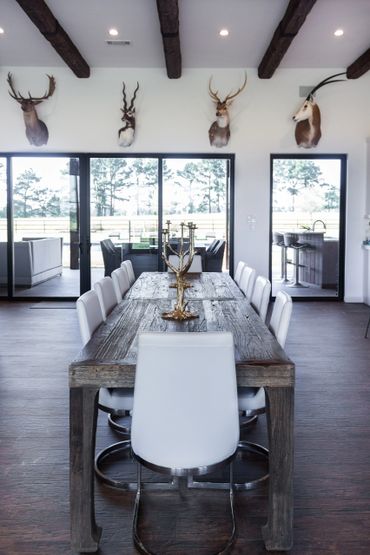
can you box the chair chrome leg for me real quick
[94,440,137,490]
[235,441,269,491]
[107,413,131,434]
[133,463,156,555]
[132,462,237,555]
[365,314,370,338]
[218,464,237,555]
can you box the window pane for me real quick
[163,158,228,271]
[271,157,342,298]
[90,157,158,281]
[12,157,80,297]
[0,159,7,296]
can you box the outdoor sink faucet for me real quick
[312,219,326,231]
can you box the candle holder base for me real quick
[161,308,199,321]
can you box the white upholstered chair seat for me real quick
[239,265,256,301]
[131,331,239,554]
[98,387,134,413]
[111,267,130,302]
[250,275,271,323]
[121,259,135,285]
[238,386,265,414]
[234,261,246,286]
[131,332,239,470]
[93,276,118,320]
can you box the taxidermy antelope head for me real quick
[208,72,247,147]
[292,72,346,148]
[7,73,56,147]
[118,81,139,147]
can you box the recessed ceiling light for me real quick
[334,28,344,37]
[109,28,119,37]
[219,29,229,37]
[0,27,4,35]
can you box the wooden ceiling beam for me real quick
[258,0,317,79]
[156,0,181,79]
[347,47,370,79]
[15,0,90,78]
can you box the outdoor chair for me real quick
[100,238,122,277]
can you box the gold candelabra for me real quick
[161,220,199,321]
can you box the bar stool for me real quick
[283,232,308,288]
[273,232,289,283]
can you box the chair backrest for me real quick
[76,289,104,345]
[251,275,271,323]
[234,261,245,285]
[100,238,121,277]
[121,259,135,285]
[269,291,293,348]
[111,267,130,302]
[239,265,256,301]
[206,239,219,253]
[131,332,239,470]
[93,276,117,320]
[167,254,202,273]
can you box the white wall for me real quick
[1,66,370,301]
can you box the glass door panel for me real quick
[0,159,7,296]
[12,156,80,298]
[271,156,345,299]
[163,158,229,272]
[90,157,159,283]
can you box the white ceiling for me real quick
[1,0,370,71]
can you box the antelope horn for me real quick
[128,82,139,112]
[122,82,128,111]
[306,72,346,100]
[224,71,247,103]
[208,76,221,103]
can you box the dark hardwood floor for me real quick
[0,300,369,554]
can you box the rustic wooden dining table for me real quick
[69,272,295,553]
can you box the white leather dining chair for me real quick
[111,267,130,302]
[250,275,271,323]
[131,331,239,554]
[237,290,293,489]
[167,253,203,272]
[121,259,136,286]
[76,287,134,489]
[93,276,117,320]
[239,265,256,301]
[234,261,246,286]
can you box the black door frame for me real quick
[0,152,235,300]
[270,153,347,301]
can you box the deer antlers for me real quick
[7,73,56,105]
[208,71,247,104]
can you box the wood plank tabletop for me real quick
[124,271,245,300]
[70,297,294,388]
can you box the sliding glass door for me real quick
[1,153,233,299]
[163,157,230,271]
[0,158,7,297]
[270,154,346,300]
[89,154,232,284]
[4,155,81,299]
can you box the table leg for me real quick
[262,386,294,551]
[70,387,101,553]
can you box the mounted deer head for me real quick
[7,73,56,147]
[118,81,139,147]
[292,72,346,148]
[208,72,247,147]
